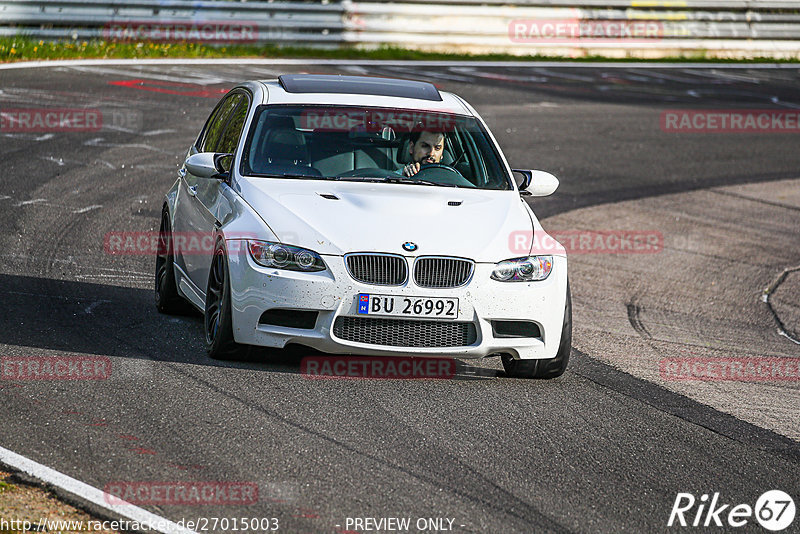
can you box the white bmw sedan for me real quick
[156,74,571,378]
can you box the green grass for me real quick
[1,36,797,63]
[0,479,15,493]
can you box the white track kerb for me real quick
[0,446,197,534]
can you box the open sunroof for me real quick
[277,74,442,102]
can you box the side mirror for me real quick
[512,169,559,197]
[184,152,232,180]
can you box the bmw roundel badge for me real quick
[402,242,418,252]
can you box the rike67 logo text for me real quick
[669,490,795,531]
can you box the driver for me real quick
[402,130,445,177]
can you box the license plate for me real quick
[357,294,458,319]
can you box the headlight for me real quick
[247,241,326,272]
[492,256,552,282]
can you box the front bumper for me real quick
[226,241,568,360]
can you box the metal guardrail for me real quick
[1,0,799,57]
[0,0,346,45]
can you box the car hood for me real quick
[238,178,533,262]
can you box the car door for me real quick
[174,91,248,293]
[190,93,251,290]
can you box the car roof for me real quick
[244,75,473,116]
[279,74,443,101]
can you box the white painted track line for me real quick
[0,445,198,534]
[0,58,798,70]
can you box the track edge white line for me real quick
[0,445,197,534]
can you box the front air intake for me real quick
[259,309,318,329]
[333,317,477,347]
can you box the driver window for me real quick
[216,98,249,170]
[199,94,243,153]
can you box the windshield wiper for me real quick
[336,175,459,187]
[266,173,459,187]
[335,175,454,187]
[254,173,331,180]
[385,176,458,187]
[334,176,391,183]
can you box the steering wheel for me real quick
[417,162,463,177]
[413,162,476,188]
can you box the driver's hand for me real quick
[403,162,420,177]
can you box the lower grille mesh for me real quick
[333,317,477,348]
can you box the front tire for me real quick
[205,242,243,360]
[502,283,572,379]
[155,209,191,315]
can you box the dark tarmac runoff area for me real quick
[0,60,798,533]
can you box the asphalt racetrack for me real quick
[0,60,798,533]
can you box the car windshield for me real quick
[241,105,512,190]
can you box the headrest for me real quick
[264,115,296,130]
[263,129,308,165]
[267,130,306,147]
